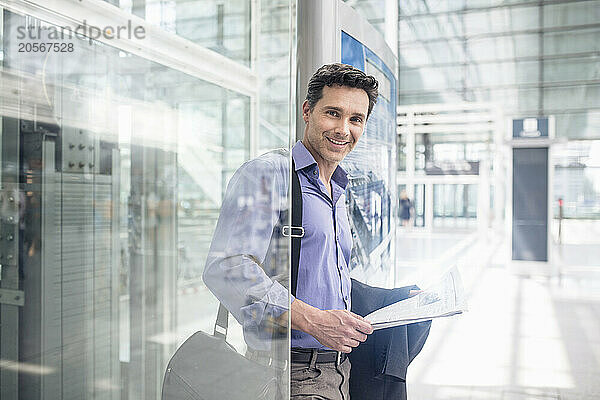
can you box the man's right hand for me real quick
[290,299,373,353]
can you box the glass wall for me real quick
[399,0,600,140]
[433,184,478,228]
[113,0,252,66]
[0,1,294,399]
[553,140,600,219]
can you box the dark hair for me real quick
[306,63,379,118]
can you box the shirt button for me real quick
[344,296,348,300]
[313,170,317,175]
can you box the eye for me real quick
[351,116,363,123]
[326,110,339,117]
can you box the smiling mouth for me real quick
[326,137,350,146]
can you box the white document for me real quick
[365,266,468,330]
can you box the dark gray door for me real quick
[512,147,548,261]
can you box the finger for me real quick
[354,319,373,335]
[340,345,352,354]
[346,338,360,348]
[347,312,373,334]
[347,330,368,342]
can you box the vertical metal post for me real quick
[0,116,20,400]
[405,108,416,201]
[110,148,121,400]
[0,11,23,399]
[128,144,148,400]
[129,144,177,400]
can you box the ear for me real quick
[302,100,311,123]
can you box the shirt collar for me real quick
[292,141,349,189]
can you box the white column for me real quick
[493,106,505,232]
[406,109,416,200]
[425,183,434,230]
[249,0,260,158]
[478,160,490,234]
[384,0,398,57]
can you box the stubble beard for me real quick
[316,134,352,165]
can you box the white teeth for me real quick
[328,138,346,145]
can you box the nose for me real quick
[338,117,351,137]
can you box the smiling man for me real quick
[287,64,378,400]
[203,64,379,400]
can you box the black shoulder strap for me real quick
[290,159,303,297]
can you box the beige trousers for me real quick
[290,356,351,400]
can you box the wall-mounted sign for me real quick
[513,117,549,138]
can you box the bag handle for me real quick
[214,302,229,339]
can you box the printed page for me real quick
[365,266,467,330]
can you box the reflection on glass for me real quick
[114,0,252,66]
[0,4,291,399]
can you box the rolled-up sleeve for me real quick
[203,154,290,350]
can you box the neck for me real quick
[301,139,338,185]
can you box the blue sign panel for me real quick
[513,117,549,138]
[340,31,397,275]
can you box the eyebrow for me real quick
[323,106,366,119]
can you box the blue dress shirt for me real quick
[291,141,353,349]
[203,141,353,350]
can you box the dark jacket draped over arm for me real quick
[349,279,432,400]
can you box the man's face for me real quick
[302,85,369,165]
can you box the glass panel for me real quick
[399,19,415,44]
[400,90,462,106]
[543,57,598,83]
[467,33,540,61]
[555,111,600,140]
[544,2,600,29]
[463,6,539,37]
[344,0,385,36]
[543,28,600,57]
[401,14,461,42]
[433,184,478,228]
[433,143,465,162]
[400,65,464,92]
[0,4,293,399]
[469,60,540,87]
[258,0,294,152]
[400,40,466,66]
[466,184,478,218]
[544,85,600,111]
[114,0,252,66]
[553,140,600,219]
[469,87,540,113]
[397,133,406,171]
